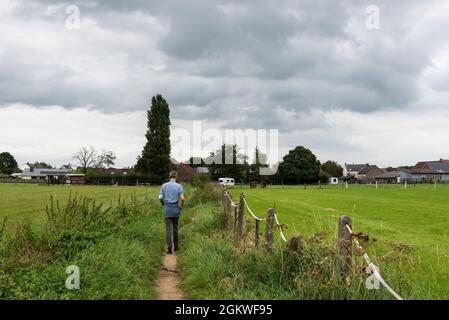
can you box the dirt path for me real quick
[154,214,196,299]
[155,253,185,300]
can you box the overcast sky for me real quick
[1,0,448,168]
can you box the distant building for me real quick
[177,163,194,182]
[357,165,385,180]
[66,174,86,185]
[193,167,209,175]
[14,163,72,180]
[374,171,401,184]
[375,165,449,183]
[414,159,449,171]
[60,164,73,170]
[342,163,369,178]
[96,168,134,176]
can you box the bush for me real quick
[191,174,209,188]
[189,183,221,206]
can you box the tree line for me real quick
[1,93,344,185]
[131,94,344,184]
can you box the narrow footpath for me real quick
[154,253,185,300]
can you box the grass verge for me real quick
[0,193,165,299]
[178,187,406,300]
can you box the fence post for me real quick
[227,193,232,229]
[338,215,352,279]
[289,235,303,254]
[235,193,245,245]
[222,190,226,221]
[234,205,238,231]
[264,208,275,250]
[255,219,260,247]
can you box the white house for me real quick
[342,163,369,178]
[14,163,72,180]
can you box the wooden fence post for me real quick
[264,208,275,250]
[235,193,245,245]
[226,193,232,229]
[222,190,226,216]
[234,205,238,231]
[255,219,260,247]
[289,235,303,254]
[338,215,352,279]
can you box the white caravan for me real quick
[218,178,235,186]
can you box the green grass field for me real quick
[2,183,448,299]
[229,184,449,299]
[0,184,158,232]
[0,183,166,299]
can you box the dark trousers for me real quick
[164,217,179,250]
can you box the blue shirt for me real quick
[159,180,184,217]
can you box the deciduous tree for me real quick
[0,152,19,175]
[321,160,343,177]
[73,146,116,174]
[278,146,320,184]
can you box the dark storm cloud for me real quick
[1,0,448,127]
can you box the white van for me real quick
[218,178,235,186]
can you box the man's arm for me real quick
[179,193,185,208]
[179,185,185,208]
[159,186,164,206]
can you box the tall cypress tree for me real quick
[136,94,171,183]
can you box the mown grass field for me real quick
[0,184,159,232]
[229,184,449,299]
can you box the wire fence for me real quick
[222,188,405,300]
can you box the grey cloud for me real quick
[1,0,448,126]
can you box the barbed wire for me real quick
[345,224,404,300]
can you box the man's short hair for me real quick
[169,170,177,179]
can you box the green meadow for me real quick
[0,184,159,232]
[0,183,167,299]
[1,183,448,299]
[229,184,449,299]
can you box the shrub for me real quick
[189,183,221,206]
[191,174,209,188]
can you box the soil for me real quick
[155,253,185,300]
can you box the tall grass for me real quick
[178,188,405,299]
[0,193,165,299]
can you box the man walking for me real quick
[159,171,185,254]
